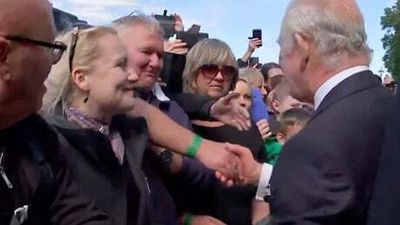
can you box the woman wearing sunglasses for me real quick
[182,39,267,225]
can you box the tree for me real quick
[381,0,400,81]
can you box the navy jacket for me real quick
[269,71,392,225]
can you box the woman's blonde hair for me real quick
[42,26,117,115]
[239,68,264,87]
[182,38,238,95]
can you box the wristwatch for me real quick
[159,149,173,165]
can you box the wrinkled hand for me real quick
[216,143,262,185]
[191,215,226,225]
[256,119,273,141]
[164,39,188,55]
[210,92,251,131]
[248,38,262,51]
[173,14,184,32]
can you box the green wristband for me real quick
[186,135,202,158]
[183,213,194,225]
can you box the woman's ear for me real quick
[71,67,90,92]
[0,38,11,81]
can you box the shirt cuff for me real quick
[255,163,273,201]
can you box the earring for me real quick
[83,96,88,103]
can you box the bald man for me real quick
[0,1,112,224]
[224,0,393,224]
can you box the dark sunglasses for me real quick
[68,24,93,72]
[4,35,67,64]
[199,64,237,80]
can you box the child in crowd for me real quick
[276,107,313,145]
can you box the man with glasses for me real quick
[0,0,112,224]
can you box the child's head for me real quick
[271,81,303,114]
[276,108,313,145]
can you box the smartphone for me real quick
[252,29,262,47]
[176,31,209,49]
[249,57,260,67]
[154,10,175,39]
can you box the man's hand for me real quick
[196,140,239,186]
[164,39,188,55]
[216,143,262,185]
[210,92,251,131]
[191,215,226,225]
[256,119,273,141]
[248,38,262,52]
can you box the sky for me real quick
[51,0,397,75]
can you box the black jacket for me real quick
[0,114,112,225]
[269,71,393,225]
[47,115,155,225]
[367,90,400,225]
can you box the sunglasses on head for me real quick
[68,24,94,72]
[199,64,237,80]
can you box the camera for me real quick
[176,31,209,49]
[154,10,175,39]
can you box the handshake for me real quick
[196,140,263,186]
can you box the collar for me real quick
[314,65,369,110]
[65,106,110,136]
[152,82,170,102]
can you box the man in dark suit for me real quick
[222,0,394,224]
[367,90,400,225]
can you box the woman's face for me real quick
[85,33,137,115]
[233,80,252,111]
[195,64,236,99]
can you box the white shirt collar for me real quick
[152,82,170,102]
[314,65,369,110]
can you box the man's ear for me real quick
[294,32,312,72]
[71,67,90,92]
[294,32,312,53]
[272,99,280,114]
[0,38,11,81]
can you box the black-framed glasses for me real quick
[4,35,67,65]
[199,64,237,80]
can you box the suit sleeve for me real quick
[170,93,215,121]
[269,136,355,225]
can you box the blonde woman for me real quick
[42,26,157,225]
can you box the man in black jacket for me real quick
[222,0,393,224]
[0,0,112,224]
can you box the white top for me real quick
[314,65,369,110]
[255,65,369,201]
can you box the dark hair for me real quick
[260,62,282,81]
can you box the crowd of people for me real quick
[0,0,399,225]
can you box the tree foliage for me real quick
[381,0,400,80]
